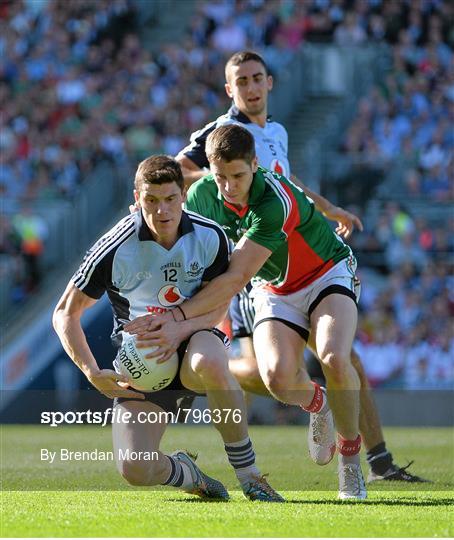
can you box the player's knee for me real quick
[263,365,291,397]
[319,351,350,383]
[192,352,229,385]
[118,459,157,486]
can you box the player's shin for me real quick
[205,384,262,484]
[325,362,361,442]
[205,379,284,502]
[322,364,366,500]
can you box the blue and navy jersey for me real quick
[72,210,229,343]
[178,105,290,179]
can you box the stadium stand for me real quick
[1,0,452,402]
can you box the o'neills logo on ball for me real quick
[119,341,151,380]
[157,285,186,307]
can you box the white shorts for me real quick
[252,256,360,342]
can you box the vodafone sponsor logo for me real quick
[146,306,169,315]
[157,285,186,307]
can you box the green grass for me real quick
[1,425,453,537]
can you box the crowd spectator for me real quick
[2,0,452,389]
[354,259,453,390]
[338,1,453,205]
[11,206,48,291]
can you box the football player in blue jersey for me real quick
[53,155,284,502]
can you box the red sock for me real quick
[338,434,361,456]
[301,382,325,413]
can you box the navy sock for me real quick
[162,456,184,487]
[367,442,393,474]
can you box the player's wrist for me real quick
[172,304,187,322]
[322,203,336,216]
[84,365,101,379]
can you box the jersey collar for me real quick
[228,104,272,124]
[137,210,194,241]
[228,104,251,124]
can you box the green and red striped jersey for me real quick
[185,167,352,294]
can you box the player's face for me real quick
[225,61,273,119]
[134,182,185,248]
[210,157,258,208]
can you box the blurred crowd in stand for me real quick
[340,1,453,203]
[1,0,452,388]
[336,0,453,389]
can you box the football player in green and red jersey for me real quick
[127,125,367,499]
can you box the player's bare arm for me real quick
[126,237,270,328]
[125,296,230,362]
[176,154,207,186]
[176,237,271,320]
[291,174,363,239]
[53,282,144,400]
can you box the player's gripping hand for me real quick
[136,318,185,364]
[86,368,144,400]
[124,311,174,335]
[324,206,363,239]
[125,313,184,364]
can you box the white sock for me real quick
[162,455,195,489]
[224,437,261,487]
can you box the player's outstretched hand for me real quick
[86,368,144,399]
[124,312,181,363]
[324,206,363,239]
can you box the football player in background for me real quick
[176,51,427,484]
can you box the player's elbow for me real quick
[52,303,73,336]
[52,306,63,334]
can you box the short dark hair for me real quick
[225,50,269,81]
[206,124,256,164]
[134,155,184,191]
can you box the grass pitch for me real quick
[1,425,453,537]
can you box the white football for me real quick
[116,335,179,392]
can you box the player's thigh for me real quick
[229,336,259,381]
[253,319,306,377]
[239,335,255,359]
[310,293,357,361]
[112,400,168,458]
[179,330,229,393]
